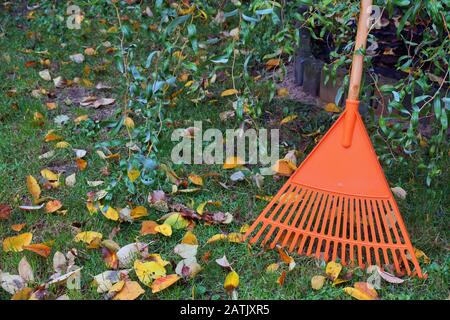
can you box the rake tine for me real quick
[297,191,323,254]
[306,193,329,255]
[331,195,344,262]
[277,189,308,248]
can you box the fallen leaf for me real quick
[112,281,144,300]
[188,174,203,186]
[325,261,342,281]
[223,156,244,169]
[76,158,87,171]
[181,231,198,245]
[206,234,227,244]
[69,53,85,64]
[46,102,57,110]
[277,88,289,97]
[151,274,180,293]
[23,243,51,258]
[18,257,34,282]
[130,206,148,220]
[134,260,166,286]
[324,103,341,113]
[277,247,296,270]
[174,243,198,259]
[65,173,76,187]
[26,176,41,203]
[311,275,326,290]
[2,233,33,252]
[391,186,407,200]
[344,282,378,300]
[215,255,231,268]
[117,242,148,268]
[100,205,119,221]
[0,272,25,294]
[155,223,172,236]
[102,247,119,269]
[277,271,286,286]
[74,231,103,245]
[127,168,140,183]
[0,204,12,220]
[230,171,245,182]
[227,233,244,243]
[376,267,405,284]
[265,263,279,273]
[44,130,63,142]
[164,213,189,229]
[221,89,238,97]
[39,69,51,81]
[280,115,297,125]
[45,200,63,213]
[175,257,202,278]
[11,287,33,300]
[412,247,430,264]
[224,271,239,292]
[11,224,26,232]
[272,159,297,176]
[265,58,280,69]
[140,221,159,235]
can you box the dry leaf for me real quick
[324,103,341,113]
[151,274,180,293]
[45,200,63,213]
[155,223,172,237]
[272,159,297,176]
[224,271,239,292]
[23,243,51,258]
[391,186,407,200]
[130,206,148,220]
[112,281,144,300]
[188,174,203,186]
[280,115,297,125]
[0,204,12,220]
[39,69,51,81]
[2,233,33,252]
[26,176,41,203]
[277,271,286,286]
[134,260,166,286]
[311,275,326,290]
[140,220,159,235]
[221,89,238,97]
[266,263,279,273]
[74,231,102,245]
[223,156,244,169]
[325,261,342,280]
[181,231,198,245]
[18,257,34,283]
[127,168,140,183]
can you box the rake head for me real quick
[245,109,424,278]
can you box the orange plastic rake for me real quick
[245,0,423,278]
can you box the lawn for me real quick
[0,2,448,300]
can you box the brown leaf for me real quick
[0,204,12,220]
[102,247,119,269]
[140,220,159,235]
[23,243,52,258]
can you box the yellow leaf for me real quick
[127,168,140,183]
[74,115,89,124]
[151,274,180,293]
[41,169,58,182]
[343,286,377,300]
[112,281,145,300]
[55,141,70,149]
[155,223,172,237]
[86,201,98,214]
[134,260,166,286]
[277,87,289,97]
[239,224,250,234]
[147,254,170,267]
[196,201,221,215]
[272,159,297,176]
[2,233,33,252]
[26,175,41,203]
[265,263,279,273]
[224,271,239,291]
[164,213,189,230]
[324,103,341,113]
[227,232,244,243]
[311,275,326,290]
[130,206,148,220]
[100,205,119,221]
[223,156,244,169]
[206,234,227,244]
[182,231,198,245]
[280,114,297,125]
[124,117,135,129]
[413,247,430,264]
[188,174,203,186]
[74,231,103,244]
[221,89,238,97]
[326,261,342,281]
[46,102,57,110]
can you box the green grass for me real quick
[0,6,448,301]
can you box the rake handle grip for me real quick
[343,0,373,148]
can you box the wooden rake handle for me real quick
[342,0,373,148]
[348,0,373,100]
